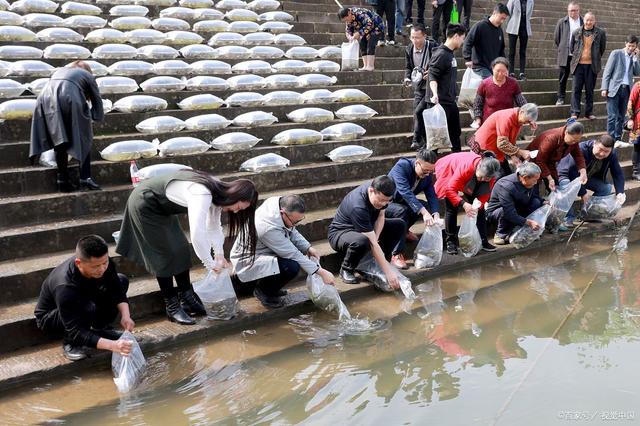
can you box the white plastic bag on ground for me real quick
[509,204,551,249]
[111,331,146,393]
[137,45,179,60]
[248,46,284,60]
[546,177,581,232]
[97,76,139,94]
[10,0,57,14]
[136,115,186,133]
[272,59,309,73]
[185,113,231,131]
[414,221,444,268]
[317,46,341,59]
[321,123,366,141]
[189,60,231,74]
[185,76,228,91]
[0,60,9,78]
[0,79,26,98]
[179,44,217,59]
[232,110,277,127]
[62,2,102,15]
[228,21,259,33]
[335,104,378,120]
[308,60,340,73]
[23,13,64,28]
[211,132,260,150]
[0,11,23,26]
[85,29,126,44]
[125,28,166,44]
[356,254,415,298]
[27,78,50,95]
[102,99,113,114]
[263,90,303,105]
[247,0,280,12]
[0,26,37,42]
[63,15,107,29]
[114,95,168,112]
[216,0,248,10]
[84,61,108,77]
[581,194,622,220]
[272,129,323,145]
[297,74,337,87]
[160,6,195,20]
[302,89,335,103]
[326,145,372,163]
[458,199,482,257]
[0,99,36,119]
[332,88,370,102]
[227,74,266,90]
[153,60,191,76]
[225,92,263,107]
[274,33,305,46]
[110,5,149,16]
[110,16,152,30]
[341,41,359,71]
[264,74,298,89]
[260,11,293,22]
[37,28,84,43]
[209,32,244,46]
[286,107,334,123]
[259,21,292,33]
[285,46,318,60]
[9,60,54,77]
[100,140,157,161]
[458,68,483,110]
[152,17,190,31]
[306,272,350,320]
[137,163,191,181]
[422,104,452,151]
[180,0,214,8]
[39,149,57,167]
[177,94,224,110]
[156,136,210,156]
[164,30,204,45]
[240,152,289,172]
[231,60,272,74]
[213,45,251,59]
[43,44,90,60]
[92,44,138,60]
[244,32,276,46]
[194,19,229,32]
[107,60,154,76]
[193,8,224,20]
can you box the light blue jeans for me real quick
[559,177,613,222]
[395,0,406,33]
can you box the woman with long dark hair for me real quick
[116,169,258,325]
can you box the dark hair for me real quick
[494,3,510,15]
[279,194,306,213]
[371,175,396,197]
[565,121,584,135]
[190,171,258,262]
[626,35,639,44]
[68,60,92,74]
[491,56,510,69]
[411,24,427,34]
[446,23,466,38]
[595,134,615,148]
[338,7,350,19]
[416,147,438,163]
[76,235,108,260]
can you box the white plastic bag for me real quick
[178,94,225,110]
[96,76,139,94]
[286,107,334,123]
[0,11,23,26]
[422,104,452,151]
[332,88,370,102]
[0,46,43,60]
[125,28,166,44]
[0,99,36,119]
[546,177,581,232]
[271,129,323,145]
[274,33,305,46]
[180,0,213,8]
[581,194,622,220]
[243,32,276,46]
[27,78,50,95]
[137,45,179,60]
[509,204,551,249]
[9,60,54,77]
[136,115,186,133]
[92,44,138,59]
[111,331,146,393]
[317,46,341,59]
[160,6,195,20]
[185,113,231,131]
[0,60,9,78]
[110,5,149,16]
[247,0,280,11]
[231,60,272,74]
[227,74,265,90]
[335,104,378,120]
[259,11,294,22]
[213,45,251,59]
[263,90,303,105]
[457,199,482,257]
[414,222,444,269]
[211,132,260,150]
[259,21,292,33]
[179,44,217,59]
[43,44,91,60]
[306,272,350,320]
[190,60,231,74]
[102,98,113,114]
[194,19,229,32]
[63,15,107,29]
[216,0,248,10]
[209,32,244,46]
[185,76,228,91]
[152,17,190,31]
[113,95,168,112]
[39,149,57,167]
[224,92,263,107]
[164,30,204,45]
[297,74,338,88]
[10,0,57,13]
[458,68,483,109]
[37,28,83,43]
[301,89,335,103]
[62,2,102,15]
[193,8,224,20]
[137,163,191,181]
[272,59,309,73]
[308,60,340,73]
[264,73,298,89]
[107,60,154,76]
[152,59,191,76]
[156,136,210,157]
[85,29,126,44]
[110,16,152,30]
[285,46,318,60]
[228,21,259,33]
[239,152,289,172]
[341,41,359,71]
[0,26,37,42]
[232,110,277,127]
[356,254,415,298]
[321,123,366,141]
[100,140,157,161]
[326,145,372,163]
[84,61,109,77]
[23,13,64,28]
[0,79,26,98]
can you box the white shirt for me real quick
[165,180,224,271]
[568,17,581,51]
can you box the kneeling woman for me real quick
[116,170,257,325]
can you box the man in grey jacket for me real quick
[231,195,335,308]
[601,35,640,142]
[554,1,582,105]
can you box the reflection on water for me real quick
[2,233,640,425]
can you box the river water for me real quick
[1,231,639,425]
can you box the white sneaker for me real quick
[377,40,385,47]
[386,40,395,45]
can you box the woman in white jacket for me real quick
[506,0,534,80]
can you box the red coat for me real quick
[434,152,495,207]
[526,126,586,179]
[628,82,640,138]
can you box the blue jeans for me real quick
[559,177,613,222]
[606,85,630,141]
[473,66,492,79]
[395,0,405,32]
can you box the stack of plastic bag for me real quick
[458,199,482,257]
[356,254,415,299]
[111,331,146,393]
[581,194,623,220]
[306,272,350,320]
[509,204,551,249]
[422,104,452,151]
[546,177,581,232]
[193,270,238,320]
[414,220,444,269]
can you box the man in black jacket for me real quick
[34,235,135,361]
[414,24,467,152]
[462,3,509,78]
[486,162,544,245]
[553,1,583,105]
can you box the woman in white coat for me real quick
[506,0,534,80]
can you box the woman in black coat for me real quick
[29,60,104,192]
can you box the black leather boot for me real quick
[164,296,195,325]
[178,289,207,316]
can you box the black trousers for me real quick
[412,89,426,144]
[432,0,452,43]
[242,257,301,297]
[405,0,426,23]
[385,200,431,255]
[633,143,640,169]
[359,33,380,56]
[376,0,397,42]
[37,274,129,345]
[508,27,529,75]
[571,63,596,117]
[54,143,91,181]
[329,218,406,272]
[455,0,473,29]
[415,101,462,152]
[557,55,572,100]
[444,198,488,244]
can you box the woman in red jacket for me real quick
[434,151,501,255]
[627,81,640,180]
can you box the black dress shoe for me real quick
[254,287,284,308]
[93,327,123,341]
[79,178,102,191]
[446,241,459,255]
[164,296,196,325]
[63,343,88,361]
[178,289,207,316]
[57,179,77,193]
[339,268,359,284]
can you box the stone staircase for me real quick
[0,0,639,391]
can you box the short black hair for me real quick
[626,34,639,44]
[494,3,510,15]
[279,194,306,213]
[76,235,108,260]
[446,23,466,38]
[337,7,350,19]
[595,134,615,148]
[371,175,396,197]
[411,24,427,34]
[416,147,438,163]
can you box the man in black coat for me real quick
[553,1,583,105]
[462,3,509,78]
[34,235,135,361]
[29,61,104,192]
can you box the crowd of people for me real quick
[31,1,637,362]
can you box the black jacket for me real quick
[569,26,607,75]
[463,17,506,70]
[486,173,543,226]
[427,45,458,105]
[404,40,438,93]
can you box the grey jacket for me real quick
[570,26,607,75]
[506,0,533,36]
[553,15,583,67]
[601,49,640,97]
[230,196,318,282]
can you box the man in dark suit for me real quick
[553,1,583,105]
[385,148,440,269]
[403,24,438,149]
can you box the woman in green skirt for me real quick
[116,169,258,325]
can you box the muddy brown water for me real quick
[1,231,640,425]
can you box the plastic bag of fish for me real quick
[414,221,443,269]
[100,140,157,161]
[154,137,210,157]
[509,204,551,249]
[306,272,350,320]
[211,132,261,151]
[356,254,415,298]
[111,331,146,393]
[232,111,277,127]
[136,116,186,134]
[325,145,372,163]
[193,270,239,320]
[239,153,289,172]
[136,163,191,181]
[581,194,623,220]
[457,199,482,257]
[185,114,231,131]
[321,123,366,141]
[286,107,334,123]
[113,95,167,113]
[271,129,323,145]
[546,177,581,232]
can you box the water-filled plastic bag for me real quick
[194,19,228,32]
[297,73,337,87]
[108,60,154,76]
[335,104,377,120]
[216,0,247,11]
[136,115,186,133]
[185,76,228,91]
[125,28,166,44]
[164,30,204,45]
[308,60,340,73]
[211,132,260,150]
[306,272,350,319]
[285,46,318,60]
[247,0,280,12]
[185,113,231,131]
[264,73,298,89]
[137,163,191,181]
[110,16,152,30]
[10,0,57,13]
[92,44,138,59]
[414,223,444,268]
[244,33,276,47]
[326,145,372,163]
[259,21,292,33]
[23,13,64,27]
[509,204,551,249]
[193,8,224,20]
[0,79,26,98]
[85,28,126,43]
[262,90,302,105]
[37,27,83,43]
[113,95,168,112]
[110,5,149,16]
[321,123,366,141]
[225,9,259,21]
[180,0,213,8]
[301,88,334,103]
[177,93,224,109]
[225,91,263,107]
[341,41,359,71]
[422,104,452,151]
[232,110,277,127]
[259,11,293,22]
[213,45,251,59]
[27,77,49,95]
[239,152,289,172]
[356,254,414,298]
[274,33,305,46]
[0,26,37,42]
[160,6,196,20]
[193,270,238,320]
[0,98,36,119]
[111,331,146,393]
[96,76,139,94]
[582,194,622,220]
[151,17,190,31]
[231,60,272,74]
[332,88,370,102]
[317,46,341,59]
[0,11,23,25]
[286,107,333,123]
[153,59,191,75]
[156,136,210,156]
[228,21,259,33]
[140,76,186,92]
[62,1,102,15]
[189,60,231,74]
[458,199,482,257]
[271,128,323,145]
[227,74,265,90]
[43,44,90,60]
[209,32,243,46]
[9,60,54,77]
[0,46,43,60]
[63,15,107,29]
[137,45,179,60]
[179,44,217,59]
[100,140,157,161]
[272,59,309,73]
